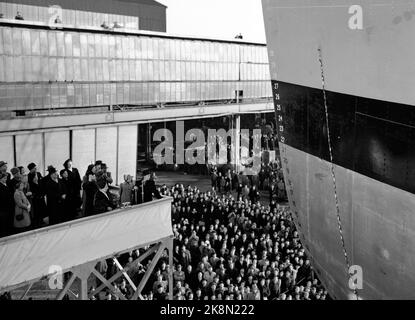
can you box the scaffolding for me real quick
[0,197,174,300]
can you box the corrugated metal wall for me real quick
[0,25,272,112]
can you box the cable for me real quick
[317,47,358,299]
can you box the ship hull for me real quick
[280,142,415,300]
[262,0,415,299]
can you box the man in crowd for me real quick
[43,166,66,225]
[63,159,82,214]
[27,163,42,189]
[144,172,161,203]
[60,169,77,222]
[27,163,46,228]
[93,178,116,215]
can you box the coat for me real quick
[29,180,48,225]
[0,182,14,236]
[7,177,20,192]
[93,190,116,215]
[14,190,31,229]
[67,168,82,208]
[43,177,66,225]
[144,179,160,202]
[60,178,77,221]
[82,178,98,217]
[119,182,133,204]
[211,172,218,187]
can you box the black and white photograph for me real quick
[0,0,414,307]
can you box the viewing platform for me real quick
[0,196,174,300]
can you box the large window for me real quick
[0,26,271,111]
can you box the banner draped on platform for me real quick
[0,198,173,290]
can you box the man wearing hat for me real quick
[93,177,116,215]
[43,166,66,225]
[28,162,41,180]
[143,172,160,203]
[63,159,82,213]
[0,172,14,237]
[27,163,43,191]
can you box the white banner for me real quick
[0,197,173,290]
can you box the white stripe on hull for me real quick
[262,0,415,106]
[279,142,415,299]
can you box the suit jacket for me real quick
[0,182,14,217]
[67,168,82,192]
[0,182,14,235]
[28,172,43,193]
[93,190,116,215]
[82,179,98,216]
[43,177,66,225]
[7,177,20,192]
[144,179,160,202]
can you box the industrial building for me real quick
[0,0,275,300]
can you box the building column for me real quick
[233,115,241,172]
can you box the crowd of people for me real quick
[165,184,326,300]
[209,158,286,204]
[87,184,327,301]
[0,159,160,238]
[260,128,279,152]
[0,153,328,301]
